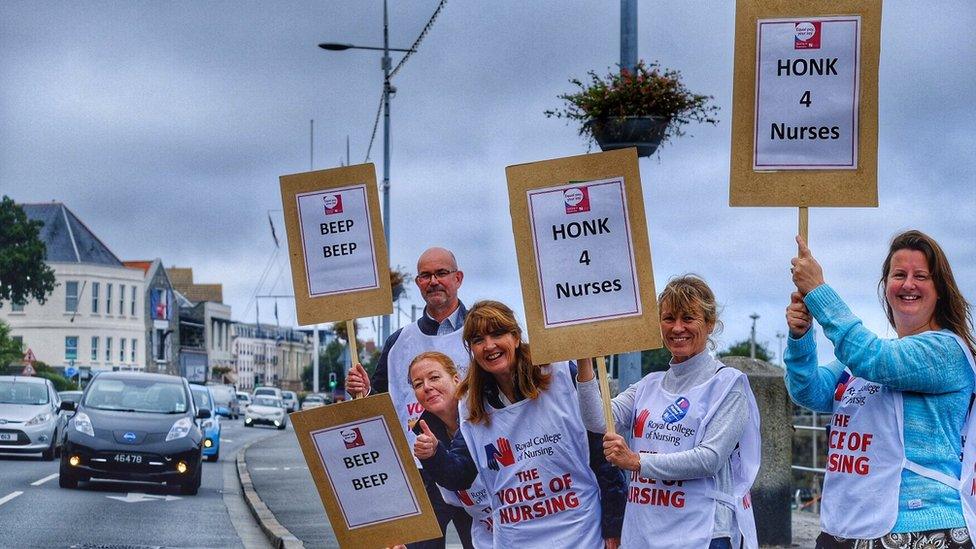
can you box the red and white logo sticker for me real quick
[794,21,821,49]
[340,427,365,449]
[563,186,590,214]
[323,194,343,215]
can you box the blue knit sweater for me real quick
[784,284,973,533]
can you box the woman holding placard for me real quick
[415,300,624,548]
[576,274,762,549]
[786,231,976,548]
[405,351,491,549]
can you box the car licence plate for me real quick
[113,453,143,464]
[0,433,14,441]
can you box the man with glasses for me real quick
[345,246,472,548]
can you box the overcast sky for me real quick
[2,2,973,363]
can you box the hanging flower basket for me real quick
[546,61,719,157]
[585,115,670,157]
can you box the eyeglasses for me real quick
[415,269,458,283]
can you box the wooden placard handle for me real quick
[595,356,616,436]
[798,206,809,245]
[346,319,362,399]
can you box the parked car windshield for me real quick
[236,393,250,401]
[305,396,323,403]
[84,378,187,413]
[253,396,281,408]
[190,386,213,410]
[0,380,49,405]
[254,388,277,396]
[58,390,83,404]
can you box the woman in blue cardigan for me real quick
[786,230,976,548]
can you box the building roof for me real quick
[21,203,122,266]
[166,267,223,304]
[122,260,153,274]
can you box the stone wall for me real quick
[719,355,793,546]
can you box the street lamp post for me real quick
[749,313,760,359]
[319,0,416,346]
[776,331,786,367]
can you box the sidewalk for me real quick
[238,429,820,548]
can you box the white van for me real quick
[252,386,283,405]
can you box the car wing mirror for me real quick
[60,400,77,412]
[196,408,212,419]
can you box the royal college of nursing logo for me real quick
[563,186,590,214]
[484,437,516,471]
[340,427,365,449]
[662,397,690,424]
[323,194,343,215]
[457,490,475,506]
[633,409,651,438]
[794,21,821,50]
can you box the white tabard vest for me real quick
[820,373,905,538]
[821,332,976,539]
[386,321,469,458]
[459,362,603,548]
[948,334,976,538]
[623,367,761,549]
[438,476,493,549]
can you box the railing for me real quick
[791,409,827,513]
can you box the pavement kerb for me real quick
[237,435,305,549]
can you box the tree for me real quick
[641,347,673,376]
[0,196,56,308]
[302,340,346,392]
[0,320,23,368]
[719,339,773,362]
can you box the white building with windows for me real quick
[1,203,145,374]
[232,323,311,391]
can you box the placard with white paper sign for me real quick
[312,416,419,528]
[296,184,379,297]
[291,394,439,548]
[754,16,861,170]
[507,148,661,365]
[729,0,880,208]
[280,164,393,325]
[527,177,641,328]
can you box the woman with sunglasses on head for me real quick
[786,231,976,548]
[576,274,762,549]
[415,300,625,548]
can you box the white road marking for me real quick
[30,474,58,486]
[251,466,308,471]
[105,492,183,503]
[0,491,23,507]
[221,438,234,442]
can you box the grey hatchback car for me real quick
[0,376,66,460]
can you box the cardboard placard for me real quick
[506,148,661,365]
[291,394,441,548]
[280,164,393,325]
[729,0,881,207]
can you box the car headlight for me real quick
[166,417,193,441]
[26,412,53,426]
[202,419,215,430]
[74,412,95,437]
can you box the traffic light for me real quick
[328,372,337,389]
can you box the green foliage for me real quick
[545,61,720,147]
[0,196,56,308]
[0,320,23,368]
[34,370,72,391]
[719,339,773,362]
[302,339,346,392]
[641,347,673,376]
